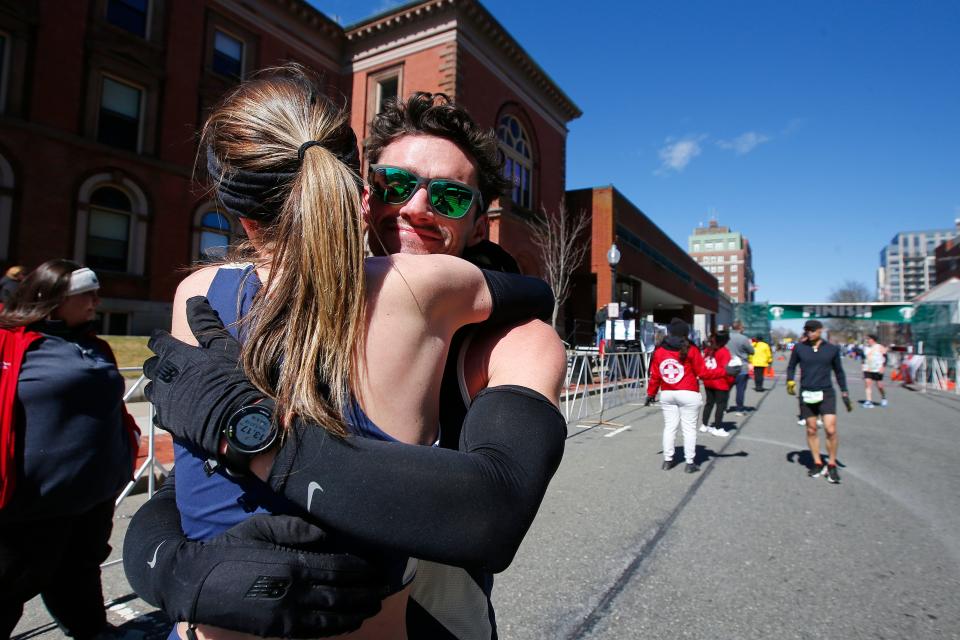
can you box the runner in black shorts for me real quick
[786,320,851,484]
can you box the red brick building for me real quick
[565,186,719,344]
[0,0,579,333]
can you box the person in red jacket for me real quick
[645,318,725,473]
[701,331,736,437]
[0,260,139,639]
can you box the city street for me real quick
[14,358,960,639]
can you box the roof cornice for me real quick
[346,0,581,122]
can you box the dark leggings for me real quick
[754,366,767,390]
[702,388,730,427]
[0,499,114,639]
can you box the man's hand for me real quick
[786,380,796,395]
[143,296,266,457]
[842,392,853,412]
[644,396,655,407]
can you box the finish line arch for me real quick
[732,302,917,341]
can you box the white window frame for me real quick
[497,114,534,210]
[731,264,738,272]
[213,28,245,79]
[192,203,241,261]
[98,73,145,153]
[74,173,149,275]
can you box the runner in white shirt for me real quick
[862,334,888,408]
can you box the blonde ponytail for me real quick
[201,64,366,436]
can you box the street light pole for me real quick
[606,243,621,354]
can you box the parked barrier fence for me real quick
[562,350,652,423]
[101,367,158,569]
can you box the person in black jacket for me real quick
[0,265,25,306]
[0,260,137,639]
[786,320,850,484]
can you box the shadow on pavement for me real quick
[786,450,846,469]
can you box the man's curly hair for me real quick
[365,92,510,215]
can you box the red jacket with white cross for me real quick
[647,343,726,397]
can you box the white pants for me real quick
[660,390,703,463]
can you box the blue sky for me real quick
[310,0,960,303]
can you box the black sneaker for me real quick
[808,463,827,478]
[684,463,700,473]
[662,460,674,471]
[826,465,840,484]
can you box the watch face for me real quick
[228,406,275,453]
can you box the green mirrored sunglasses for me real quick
[369,164,483,220]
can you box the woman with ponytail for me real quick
[645,318,726,473]
[163,65,558,640]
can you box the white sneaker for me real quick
[880,399,888,407]
[863,400,875,408]
[797,418,806,425]
[710,427,730,437]
[699,424,710,433]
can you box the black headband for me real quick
[207,125,362,221]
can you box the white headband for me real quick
[67,268,100,296]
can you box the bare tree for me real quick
[828,279,874,342]
[527,201,591,330]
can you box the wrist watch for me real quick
[220,403,278,476]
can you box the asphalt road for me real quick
[13,358,960,639]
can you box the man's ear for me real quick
[466,212,489,247]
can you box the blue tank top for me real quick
[174,264,397,540]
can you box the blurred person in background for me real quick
[700,331,736,437]
[0,265,25,307]
[862,334,888,408]
[0,259,139,639]
[750,334,773,392]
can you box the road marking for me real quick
[604,425,632,438]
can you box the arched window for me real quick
[87,186,132,271]
[192,204,240,262]
[75,173,149,275]
[196,209,234,260]
[497,114,533,210]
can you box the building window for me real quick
[106,0,149,38]
[375,75,398,114]
[76,174,149,275]
[98,76,142,152]
[728,241,735,249]
[213,30,243,78]
[194,207,237,261]
[0,31,7,113]
[731,286,739,293]
[497,115,533,210]
[87,186,133,271]
[731,264,738,272]
[718,276,725,283]
[705,242,714,250]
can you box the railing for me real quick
[918,356,960,395]
[562,350,651,423]
[101,368,160,570]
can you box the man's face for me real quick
[366,134,487,257]
[866,337,876,346]
[807,327,823,342]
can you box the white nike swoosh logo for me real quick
[306,481,323,512]
[147,540,166,569]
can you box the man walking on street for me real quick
[727,320,754,413]
[750,334,773,392]
[786,320,851,484]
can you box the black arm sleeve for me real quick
[268,385,566,573]
[482,270,554,325]
[787,348,799,382]
[124,468,389,637]
[833,349,848,392]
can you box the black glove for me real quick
[644,396,654,407]
[124,484,388,638]
[144,296,267,458]
[842,393,853,412]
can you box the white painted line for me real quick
[604,425,632,438]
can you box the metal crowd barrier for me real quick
[562,350,651,423]
[917,356,960,395]
[101,367,159,570]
